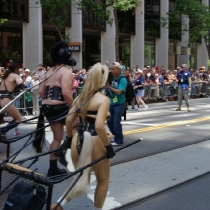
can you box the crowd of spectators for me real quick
[0,62,210,115]
[121,64,210,110]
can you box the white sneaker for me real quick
[143,105,148,111]
[111,142,123,146]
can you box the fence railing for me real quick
[10,82,209,116]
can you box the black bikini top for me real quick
[77,109,110,124]
[0,80,14,99]
[44,86,64,101]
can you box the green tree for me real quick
[161,0,210,58]
[0,19,7,25]
[37,0,71,42]
[112,0,141,61]
[38,0,140,60]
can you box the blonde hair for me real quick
[76,62,108,120]
[70,131,93,198]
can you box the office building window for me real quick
[169,0,181,40]
[0,0,29,22]
[118,10,135,35]
[83,35,101,69]
[0,29,22,67]
[145,0,160,37]
[119,39,130,67]
[144,41,155,67]
[43,6,71,27]
[82,0,106,31]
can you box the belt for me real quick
[42,104,69,110]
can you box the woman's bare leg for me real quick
[1,99,22,122]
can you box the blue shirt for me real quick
[110,76,127,105]
[177,70,191,85]
[134,76,145,89]
[158,75,164,88]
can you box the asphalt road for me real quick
[1,98,210,210]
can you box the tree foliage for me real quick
[38,0,140,60]
[0,18,7,25]
[162,0,210,57]
[37,0,71,42]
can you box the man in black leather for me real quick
[33,41,76,177]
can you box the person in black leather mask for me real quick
[33,41,76,177]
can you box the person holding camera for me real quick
[134,69,148,111]
[31,74,40,115]
[32,64,46,82]
[106,62,127,146]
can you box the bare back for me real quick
[86,92,110,120]
[39,66,73,105]
[0,73,22,92]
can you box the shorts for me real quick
[42,104,70,125]
[135,89,145,97]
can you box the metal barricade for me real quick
[191,81,207,98]
[144,83,174,103]
[12,91,41,116]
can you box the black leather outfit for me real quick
[44,86,65,101]
[0,80,14,100]
[76,110,102,154]
[42,86,69,124]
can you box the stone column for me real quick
[196,0,208,69]
[130,2,144,69]
[176,16,189,67]
[66,0,82,68]
[101,6,116,64]
[155,1,168,69]
[23,0,43,71]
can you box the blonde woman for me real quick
[51,63,115,210]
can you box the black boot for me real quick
[54,137,72,167]
[47,160,67,177]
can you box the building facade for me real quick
[0,0,208,71]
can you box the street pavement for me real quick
[1,98,210,210]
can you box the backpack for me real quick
[3,181,46,210]
[118,76,135,102]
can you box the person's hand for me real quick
[105,144,116,159]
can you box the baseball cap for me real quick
[25,69,30,72]
[181,64,187,68]
[112,62,121,69]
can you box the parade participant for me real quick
[33,41,76,177]
[134,69,148,111]
[107,62,127,146]
[0,62,24,135]
[176,64,192,112]
[50,62,115,210]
